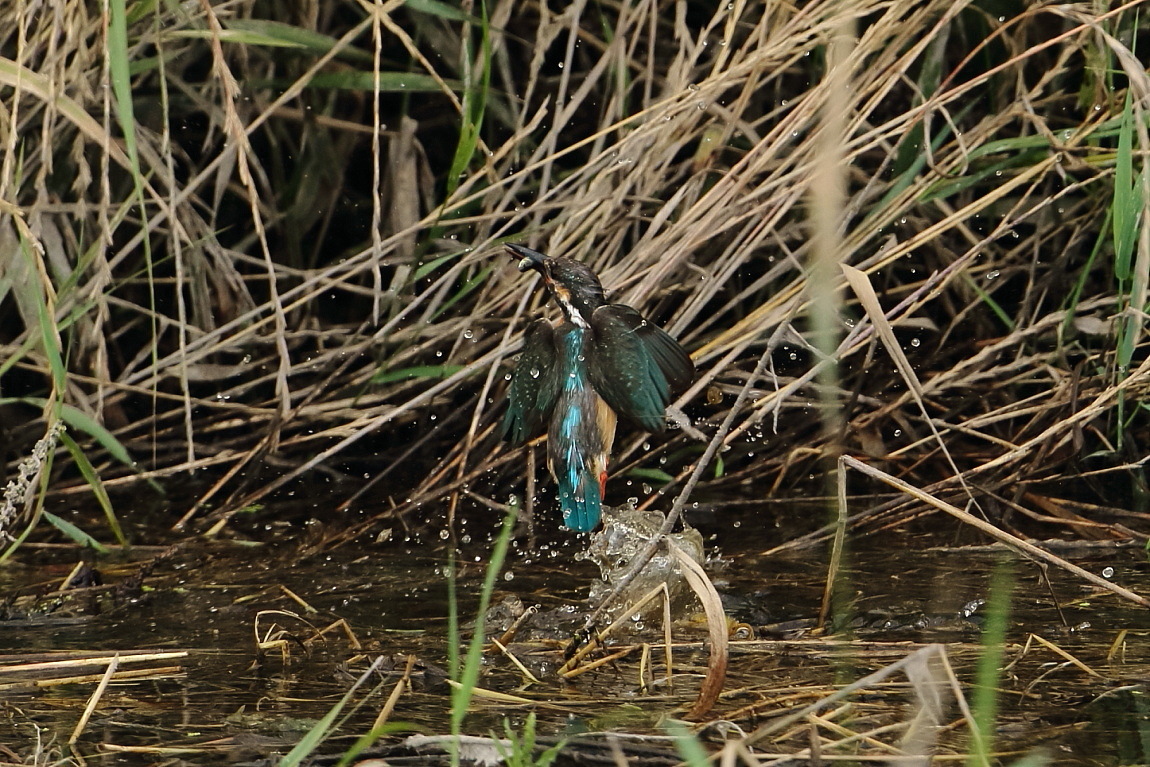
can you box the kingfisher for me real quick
[500,244,694,532]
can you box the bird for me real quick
[500,243,694,532]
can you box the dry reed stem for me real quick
[67,653,118,744]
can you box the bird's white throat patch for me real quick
[555,287,589,328]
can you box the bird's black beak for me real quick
[505,243,547,273]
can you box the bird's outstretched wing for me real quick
[501,319,563,445]
[587,305,694,432]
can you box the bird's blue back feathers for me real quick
[557,464,601,531]
[550,328,605,531]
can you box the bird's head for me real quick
[506,244,605,328]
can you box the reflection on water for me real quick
[1,500,1148,765]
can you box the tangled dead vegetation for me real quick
[1,1,1148,544]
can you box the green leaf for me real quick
[128,49,187,77]
[277,668,368,767]
[0,398,157,490]
[169,28,307,48]
[1118,309,1140,374]
[666,719,709,767]
[371,364,466,385]
[922,149,1047,202]
[106,0,144,207]
[429,265,494,321]
[228,19,362,55]
[41,510,110,554]
[1063,208,1108,336]
[107,0,159,381]
[405,0,482,23]
[33,280,67,394]
[167,20,373,64]
[1113,92,1138,283]
[333,723,421,767]
[450,509,517,739]
[446,3,491,197]
[626,467,675,484]
[413,249,468,281]
[278,71,453,93]
[59,432,129,547]
[866,100,974,228]
[125,0,157,25]
[14,232,67,393]
[962,272,1015,332]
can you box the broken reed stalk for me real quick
[372,654,417,731]
[68,654,119,744]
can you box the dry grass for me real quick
[0,1,1148,549]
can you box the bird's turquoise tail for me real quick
[558,470,602,532]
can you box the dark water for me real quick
[1,501,1148,765]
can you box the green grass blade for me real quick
[34,290,67,394]
[447,544,460,678]
[280,656,389,767]
[922,149,1048,202]
[1113,92,1138,284]
[866,101,974,228]
[961,272,1015,331]
[168,27,308,49]
[430,265,494,321]
[107,0,160,403]
[263,70,451,92]
[107,0,139,174]
[371,364,466,385]
[1063,208,1108,337]
[41,510,110,554]
[125,0,157,24]
[450,508,517,740]
[413,249,469,281]
[666,719,709,767]
[405,0,482,24]
[59,432,128,547]
[0,398,155,489]
[1116,153,1147,376]
[445,2,491,197]
[334,722,417,767]
[625,467,675,484]
[17,235,67,393]
[965,559,1015,767]
[225,19,373,61]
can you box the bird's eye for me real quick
[517,257,534,272]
